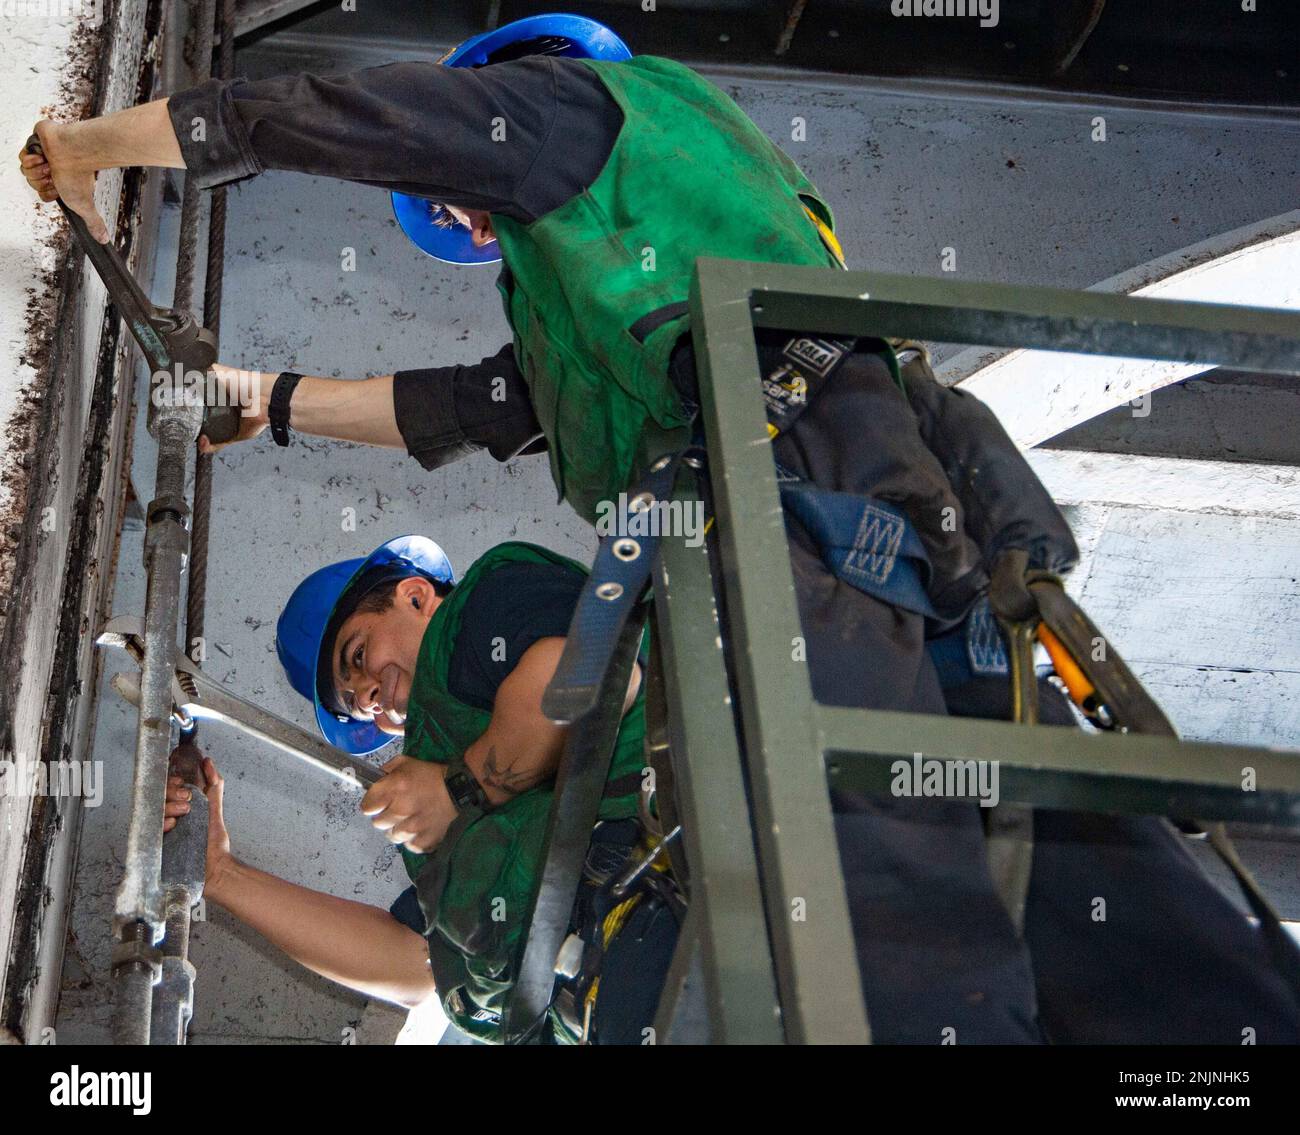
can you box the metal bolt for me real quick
[629,492,655,513]
[613,538,641,562]
[596,582,624,601]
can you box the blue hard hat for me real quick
[275,536,455,755]
[390,13,633,265]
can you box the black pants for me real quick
[588,893,681,1045]
[390,827,681,1046]
[774,460,1300,1034]
[772,347,1299,1044]
[829,666,1300,1044]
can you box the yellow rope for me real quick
[581,840,675,1026]
[582,893,642,1020]
[803,204,846,268]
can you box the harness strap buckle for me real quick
[542,447,704,724]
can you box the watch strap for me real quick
[268,371,304,447]
[445,758,489,818]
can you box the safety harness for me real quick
[545,335,1300,1033]
[550,814,685,1044]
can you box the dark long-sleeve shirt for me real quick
[165,56,841,479]
[168,57,622,215]
[168,57,626,467]
[168,54,1039,719]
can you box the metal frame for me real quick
[645,258,1300,1043]
[646,439,783,1043]
[111,0,228,1046]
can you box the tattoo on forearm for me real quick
[481,745,537,797]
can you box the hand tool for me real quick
[97,614,385,789]
[25,135,239,446]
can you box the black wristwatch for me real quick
[445,760,489,819]
[268,371,304,447]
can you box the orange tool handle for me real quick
[1037,622,1097,710]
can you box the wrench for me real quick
[26,135,239,445]
[97,614,384,789]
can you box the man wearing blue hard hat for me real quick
[275,535,456,756]
[33,13,1300,1044]
[166,532,676,1043]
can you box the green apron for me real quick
[401,542,646,1041]
[491,55,853,522]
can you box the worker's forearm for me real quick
[294,375,404,447]
[46,99,184,171]
[248,371,404,448]
[459,641,643,808]
[463,734,560,808]
[206,858,434,1009]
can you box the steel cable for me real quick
[186,0,235,653]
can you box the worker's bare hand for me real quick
[200,758,234,882]
[20,120,111,243]
[361,756,458,854]
[163,773,193,834]
[197,363,270,455]
[163,754,234,893]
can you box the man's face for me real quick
[443,204,497,248]
[329,576,438,734]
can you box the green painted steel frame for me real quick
[643,428,783,1044]
[674,257,1300,1044]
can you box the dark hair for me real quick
[319,572,454,715]
[353,575,453,615]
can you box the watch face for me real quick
[448,770,478,810]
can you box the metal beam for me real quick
[938,211,1300,446]
[649,457,783,1043]
[683,255,1300,1043]
[231,0,325,40]
[732,261,1300,375]
[691,261,870,1045]
[1027,449,1300,520]
[817,705,1300,825]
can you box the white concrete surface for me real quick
[0,0,154,1034]
[937,212,1300,447]
[0,0,105,561]
[1029,450,1300,521]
